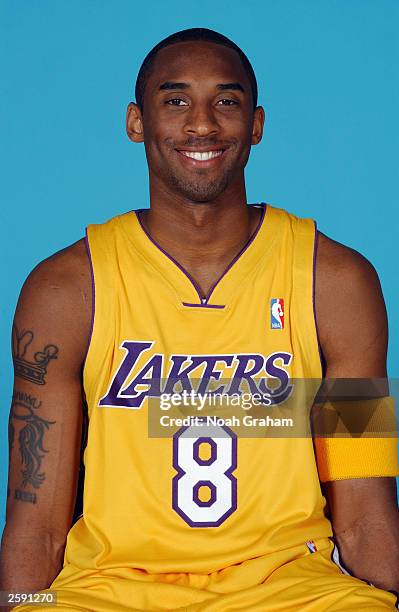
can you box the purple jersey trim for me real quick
[205,203,266,303]
[182,302,225,309]
[135,209,204,302]
[135,203,266,306]
[312,222,324,375]
[82,229,95,374]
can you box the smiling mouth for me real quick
[177,150,225,161]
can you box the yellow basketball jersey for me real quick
[58,202,331,573]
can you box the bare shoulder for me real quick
[315,231,383,310]
[316,231,379,278]
[24,237,90,287]
[20,238,91,314]
[15,238,92,368]
[315,232,387,377]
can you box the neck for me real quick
[143,174,259,264]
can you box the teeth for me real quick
[180,150,223,161]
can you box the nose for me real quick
[183,102,219,138]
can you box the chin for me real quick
[179,187,226,204]
[170,174,231,204]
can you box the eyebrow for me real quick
[159,81,245,93]
[159,82,189,91]
[217,83,245,93]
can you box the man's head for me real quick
[135,28,258,114]
[127,28,264,203]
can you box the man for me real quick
[1,27,398,611]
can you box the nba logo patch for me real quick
[306,540,317,553]
[270,298,284,329]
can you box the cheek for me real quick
[142,123,164,156]
[144,108,183,137]
[146,139,173,165]
[143,120,174,153]
[220,115,253,141]
[142,130,176,174]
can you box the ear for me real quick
[126,102,144,143]
[251,106,265,145]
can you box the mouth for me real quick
[175,148,226,167]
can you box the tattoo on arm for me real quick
[14,488,37,504]
[10,390,56,494]
[12,325,59,385]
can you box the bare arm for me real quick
[315,231,399,592]
[0,238,91,603]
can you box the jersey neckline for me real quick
[120,203,275,308]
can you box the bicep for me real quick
[315,231,388,379]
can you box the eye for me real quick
[165,98,189,106]
[217,99,239,106]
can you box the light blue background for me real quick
[1,1,398,530]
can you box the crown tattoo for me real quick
[12,326,59,385]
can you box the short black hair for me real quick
[135,28,258,112]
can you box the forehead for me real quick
[147,41,250,90]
